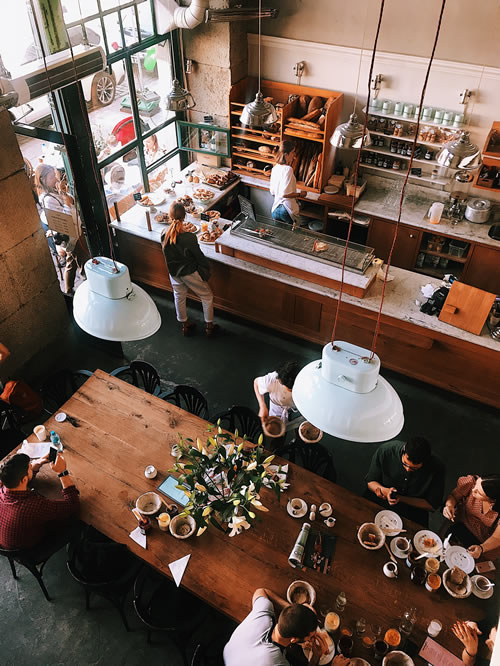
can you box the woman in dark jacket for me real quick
[161,202,218,336]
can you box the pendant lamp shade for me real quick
[165,78,195,111]
[240,91,278,129]
[330,113,372,149]
[436,130,482,171]
[292,342,404,443]
[73,258,161,342]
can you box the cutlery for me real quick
[384,542,398,564]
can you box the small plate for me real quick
[287,498,307,518]
[375,510,403,534]
[471,575,494,599]
[302,629,334,665]
[55,412,67,422]
[443,568,472,599]
[445,545,475,574]
[413,530,442,555]
[138,192,166,207]
[323,185,340,194]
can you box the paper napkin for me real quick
[168,554,191,587]
[129,526,147,549]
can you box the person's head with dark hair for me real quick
[401,437,431,472]
[0,454,31,489]
[474,474,500,512]
[277,360,300,391]
[277,603,318,642]
[276,140,296,166]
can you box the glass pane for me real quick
[103,11,123,51]
[100,0,121,10]
[63,0,98,23]
[101,157,143,209]
[9,94,59,131]
[147,153,181,191]
[132,43,175,129]
[0,2,37,70]
[137,1,154,39]
[144,124,177,166]
[121,7,139,46]
[178,123,229,156]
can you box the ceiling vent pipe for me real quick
[154,0,208,33]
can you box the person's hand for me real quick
[332,657,350,666]
[258,405,269,423]
[468,545,483,559]
[452,620,479,656]
[387,487,400,505]
[443,498,456,521]
[307,634,323,664]
[50,453,67,475]
[0,343,10,363]
[31,453,50,474]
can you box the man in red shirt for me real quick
[0,452,80,552]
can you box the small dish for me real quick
[357,522,385,550]
[55,412,67,422]
[319,502,332,517]
[442,568,472,599]
[471,574,494,599]
[136,491,162,516]
[390,536,411,559]
[287,580,316,606]
[413,530,442,555]
[382,651,414,665]
[262,416,285,438]
[287,498,307,518]
[444,545,475,574]
[169,514,196,539]
[299,421,323,443]
[324,185,340,195]
[375,510,403,534]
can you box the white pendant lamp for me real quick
[436,130,482,171]
[240,0,277,129]
[73,257,161,342]
[330,113,372,149]
[292,341,404,443]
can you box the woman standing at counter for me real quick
[270,140,302,227]
[161,202,218,337]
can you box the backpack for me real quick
[0,380,43,415]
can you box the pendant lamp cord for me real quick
[330,0,385,346]
[369,0,447,358]
[258,0,262,92]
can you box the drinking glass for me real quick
[338,635,354,657]
[374,639,388,661]
[356,617,367,636]
[428,619,442,637]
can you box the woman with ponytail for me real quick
[161,202,218,336]
[270,140,303,227]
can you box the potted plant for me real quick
[170,426,287,537]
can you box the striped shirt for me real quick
[451,475,499,543]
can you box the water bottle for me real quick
[399,607,417,638]
[335,591,347,614]
[50,431,62,452]
[288,523,311,568]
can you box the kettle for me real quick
[465,198,491,223]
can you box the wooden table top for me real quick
[26,369,491,662]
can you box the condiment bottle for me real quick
[138,515,151,535]
[335,590,347,613]
[288,522,311,568]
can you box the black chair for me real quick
[210,405,263,444]
[275,439,337,483]
[110,360,161,396]
[191,645,208,666]
[133,567,208,658]
[159,385,209,419]
[0,545,55,600]
[67,527,141,630]
[41,369,93,415]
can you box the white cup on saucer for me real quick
[324,517,336,528]
[393,536,410,557]
[290,498,305,515]
[319,502,332,517]
[383,561,398,578]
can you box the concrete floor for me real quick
[1,288,499,664]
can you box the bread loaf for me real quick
[307,96,324,114]
[287,117,321,129]
[324,96,336,111]
[301,108,322,122]
[297,95,311,116]
[258,145,272,154]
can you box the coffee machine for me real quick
[447,171,473,225]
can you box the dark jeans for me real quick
[272,204,295,225]
[23,520,84,564]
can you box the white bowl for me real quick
[442,568,472,599]
[357,522,386,550]
[169,514,196,539]
[136,492,162,516]
[286,580,316,606]
[299,421,323,443]
[383,652,414,666]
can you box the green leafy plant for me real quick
[170,425,287,537]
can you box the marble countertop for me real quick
[355,175,499,248]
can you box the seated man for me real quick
[365,437,444,526]
[0,452,80,553]
[223,587,349,666]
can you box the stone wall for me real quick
[0,110,68,381]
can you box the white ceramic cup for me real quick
[475,575,493,592]
[427,619,442,637]
[33,425,46,441]
[393,536,410,556]
[290,498,305,515]
[319,502,332,517]
[144,465,157,479]
[383,561,398,578]
[324,517,336,528]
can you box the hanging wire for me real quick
[369,0,447,358]
[330,0,385,347]
[258,0,262,92]
[352,2,369,118]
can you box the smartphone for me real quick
[48,446,58,463]
[476,560,496,573]
[390,489,399,500]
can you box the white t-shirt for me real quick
[257,371,296,423]
[270,164,299,217]
[223,596,290,666]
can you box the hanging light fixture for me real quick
[165,30,196,111]
[293,342,404,442]
[73,258,161,342]
[330,113,372,149]
[436,130,482,170]
[240,0,277,129]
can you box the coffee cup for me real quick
[475,575,492,592]
[394,536,410,556]
[144,465,157,479]
[324,611,340,635]
[383,561,398,578]
[157,512,171,531]
[33,425,47,441]
[324,516,336,528]
[319,502,332,517]
[290,498,305,515]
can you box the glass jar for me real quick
[399,607,417,638]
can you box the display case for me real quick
[176,121,230,158]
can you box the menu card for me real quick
[419,637,464,666]
[303,530,336,575]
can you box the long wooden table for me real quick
[28,370,490,662]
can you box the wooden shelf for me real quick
[422,248,468,263]
[364,106,465,131]
[413,265,463,279]
[231,131,279,146]
[362,145,439,166]
[368,130,446,150]
[284,129,324,143]
[231,125,281,137]
[360,163,449,186]
[233,150,276,165]
[299,208,324,220]
[233,166,270,179]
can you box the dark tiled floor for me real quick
[1,288,498,664]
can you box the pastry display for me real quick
[192,188,215,201]
[155,212,170,224]
[176,194,193,207]
[204,171,238,188]
[313,240,328,252]
[138,195,155,206]
[206,210,221,220]
[182,221,199,233]
[199,227,224,243]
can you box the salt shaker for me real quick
[309,504,317,521]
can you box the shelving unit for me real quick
[229,78,343,193]
[472,121,500,192]
[360,163,448,186]
[414,231,471,279]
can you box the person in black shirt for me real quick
[161,202,218,337]
[365,437,445,526]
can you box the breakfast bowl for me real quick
[136,491,162,516]
[299,421,323,443]
[383,651,414,666]
[357,522,386,550]
[169,514,196,539]
[286,580,316,606]
[262,416,285,438]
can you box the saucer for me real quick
[287,498,307,518]
[390,538,410,559]
[471,575,494,599]
[375,510,403,534]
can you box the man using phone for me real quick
[0,452,80,553]
[365,437,444,526]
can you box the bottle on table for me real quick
[335,590,347,614]
[288,522,311,568]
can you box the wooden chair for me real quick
[275,439,337,483]
[210,405,263,444]
[108,193,136,220]
[110,360,161,395]
[159,385,208,419]
[41,369,93,415]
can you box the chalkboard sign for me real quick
[200,213,210,222]
[134,192,142,201]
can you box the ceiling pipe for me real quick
[154,0,208,33]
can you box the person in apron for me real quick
[270,141,303,228]
[254,361,301,429]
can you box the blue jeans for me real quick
[272,204,294,225]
